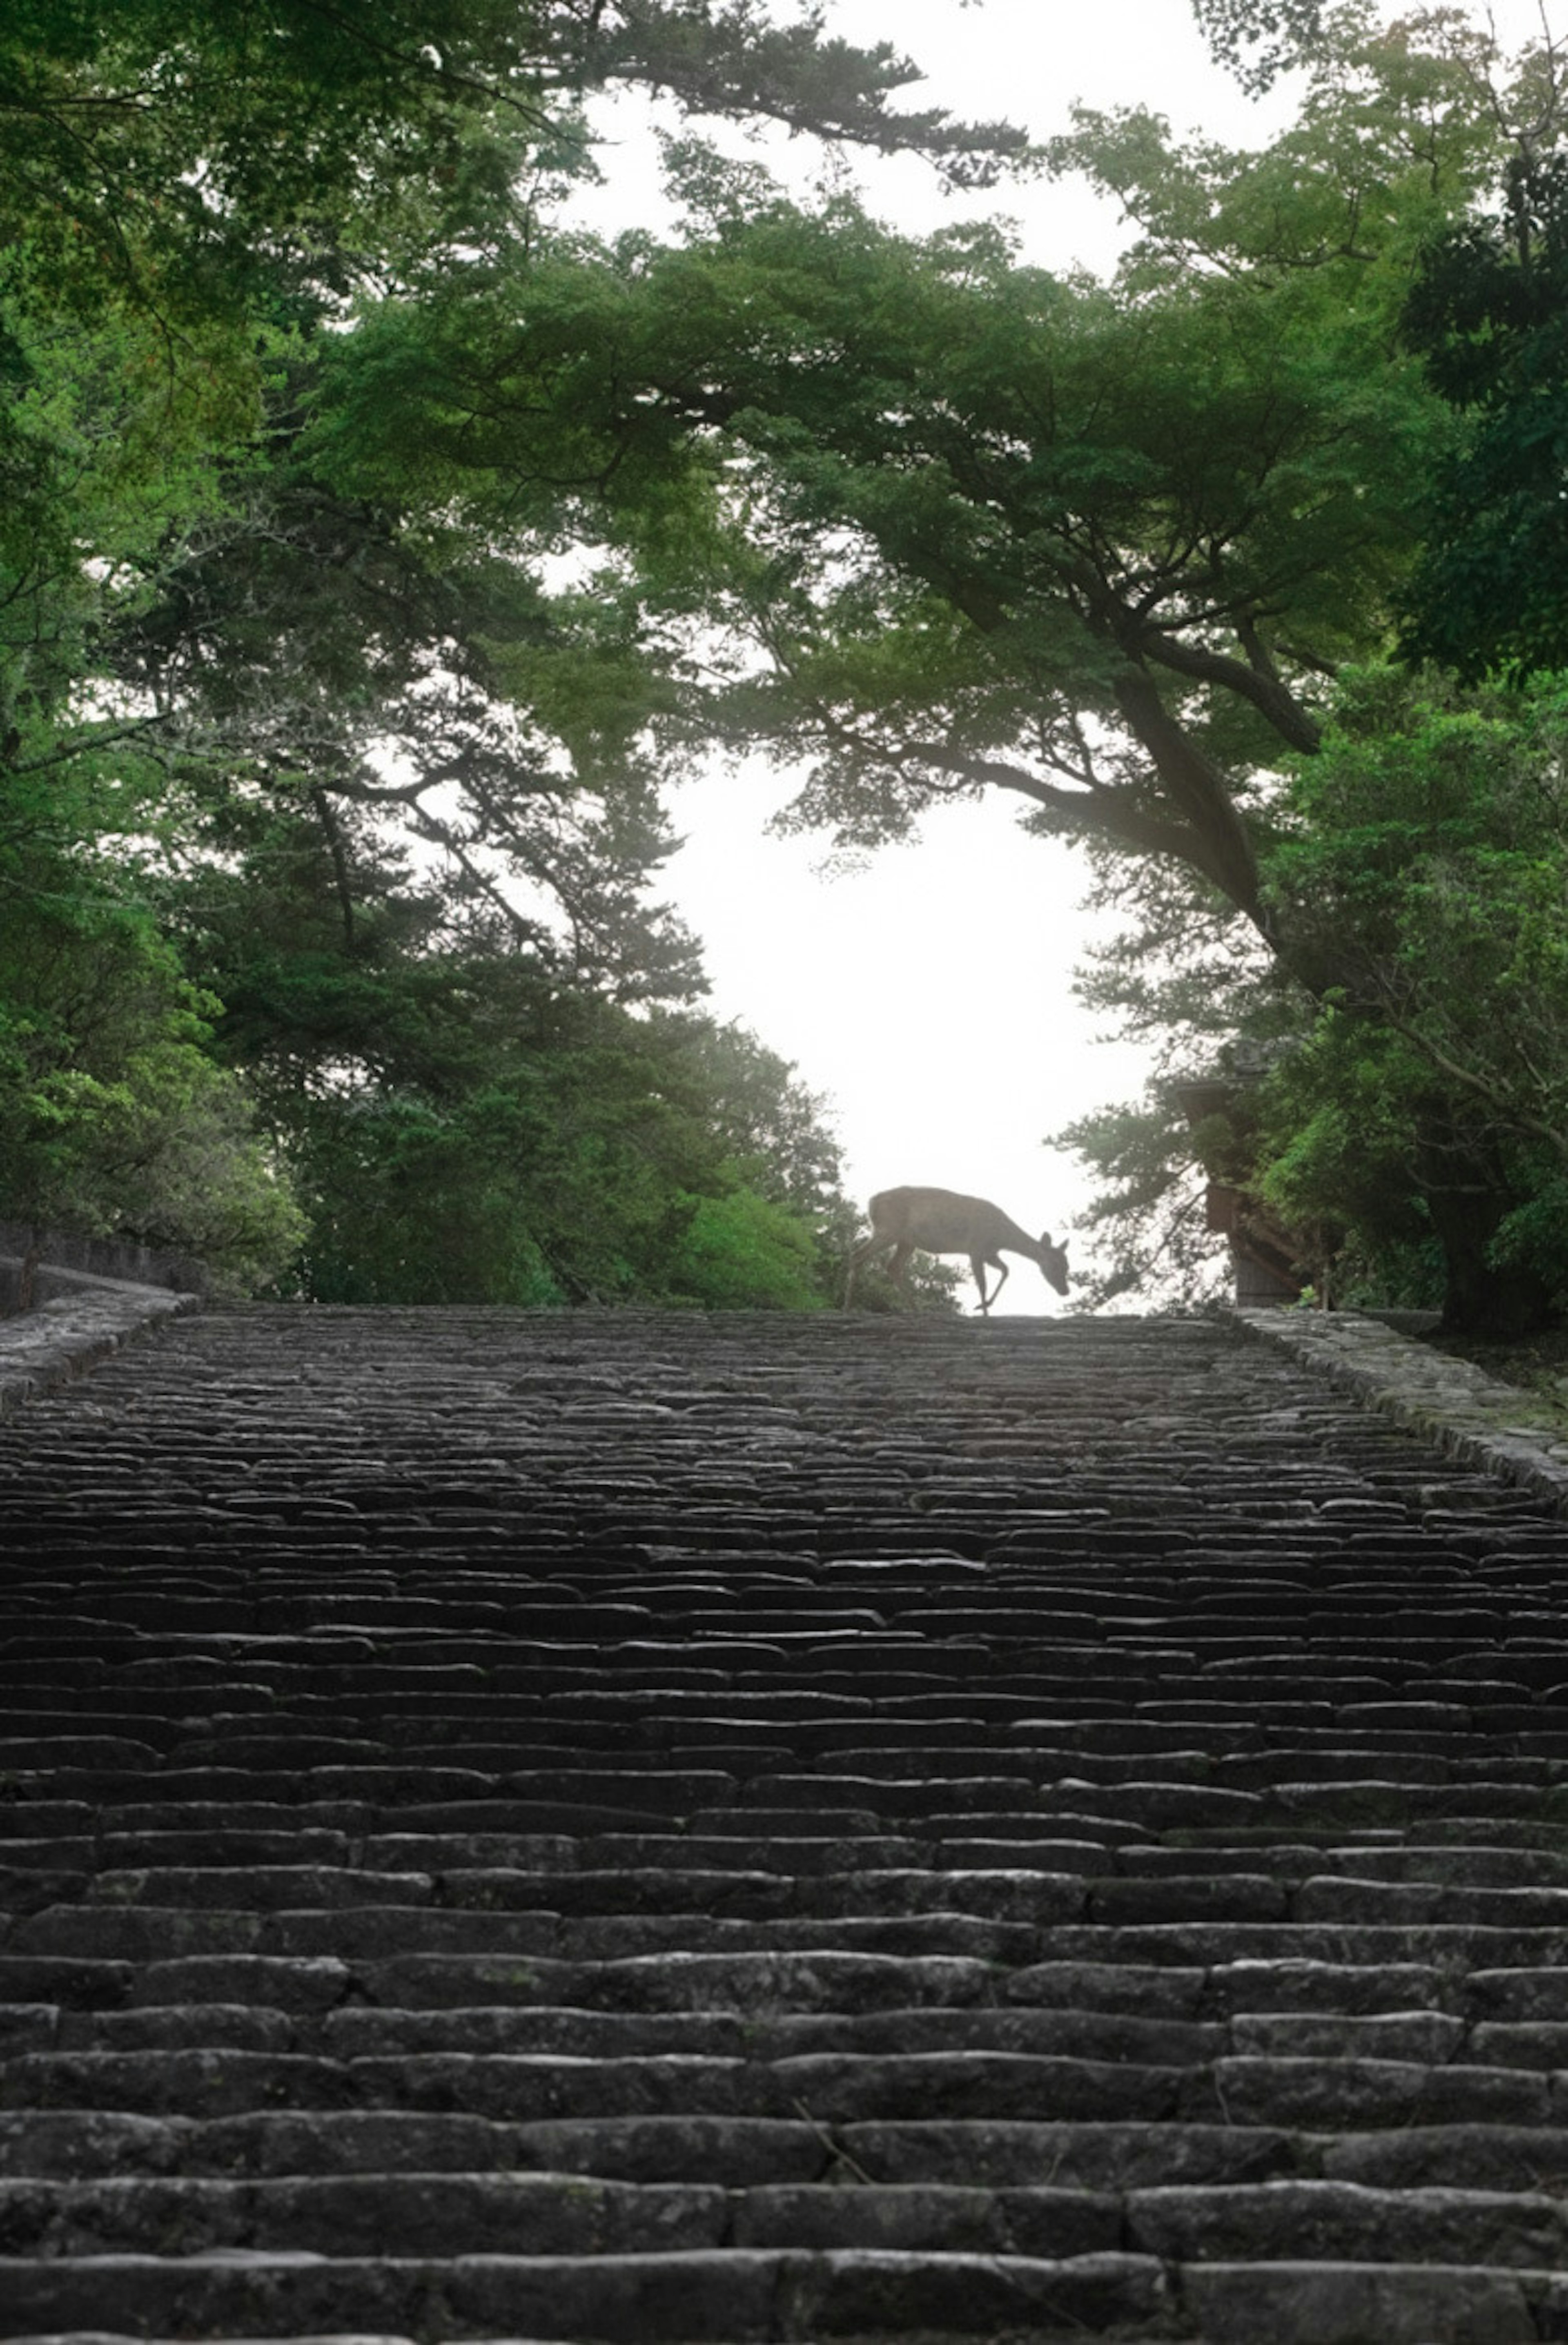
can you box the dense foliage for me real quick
[1401,149,1568,681]
[1069,8,1568,1329]
[420,3,1563,1330]
[0,0,1022,1305]
[11,0,1568,1328]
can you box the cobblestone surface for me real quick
[0,1274,196,1418]
[11,1290,1568,1509]
[1240,1307,1568,1512]
[3,1294,1568,2343]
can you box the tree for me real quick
[670,1187,829,1309]
[464,9,1566,1332]
[276,981,849,1310]
[4,0,1024,871]
[3,0,1015,1297]
[1190,0,1330,92]
[1253,666,1568,1326]
[1049,851,1284,1311]
[382,11,1546,1318]
[165,766,850,1307]
[4,0,1027,312]
[1401,134,1568,678]
[0,826,304,1294]
[653,1014,843,1211]
[395,11,1512,926]
[1058,661,1568,1331]
[2,0,1030,817]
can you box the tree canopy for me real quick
[365,7,1512,929]
[376,1,1564,1328]
[11,0,1568,1328]
[1191,0,1330,90]
[2,0,1025,1303]
[1400,143,1568,680]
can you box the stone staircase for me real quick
[4,1302,1568,2343]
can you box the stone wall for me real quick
[0,1222,208,1314]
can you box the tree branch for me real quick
[311,785,356,952]
[1136,624,1323,754]
[893,735,1262,909]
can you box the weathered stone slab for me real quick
[1185,2257,1537,2345]
[840,2119,1301,2190]
[1128,2178,1568,2265]
[1211,2053,1550,2130]
[0,2172,731,2257]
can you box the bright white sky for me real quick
[577,0,1560,1311]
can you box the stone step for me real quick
[1125,2178,1568,2265]
[14,2169,1561,2271]
[3,2251,1537,2345]
[65,2107,1568,2200]
[22,1904,1568,1978]
[9,1861,1338,1924]
[13,1991,1568,2071]
[6,1304,1568,2334]
[45,2168,1562,2275]
[1183,2258,1568,2345]
[16,1808,1568,1872]
[0,2046,1210,2123]
[6,2043,1560,2129]
[0,2242,1167,2345]
[0,2174,1124,2257]
[2,2263,1558,2345]
[0,2245,1177,2342]
[0,2109,827,2183]
[2,2001,1228,2064]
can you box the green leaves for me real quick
[1401,154,1568,679]
[669,1188,827,1310]
[1190,0,1330,93]
[280,987,843,1310]
[1247,668,1568,1320]
[0,0,1018,1303]
[0,831,306,1286]
[532,158,1437,913]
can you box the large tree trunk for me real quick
[1261,959,1565,1339]
[16,1229,42,1317]
[1421,1180,1557,1337]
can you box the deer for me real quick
[844,1185,1070,1316]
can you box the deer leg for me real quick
[844,1232,901,1308]
[844,1234,884,1308]
[973,1254,1008,1314]
[887,1243,916,1304]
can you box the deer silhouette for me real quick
[845,1185,1069,1315]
